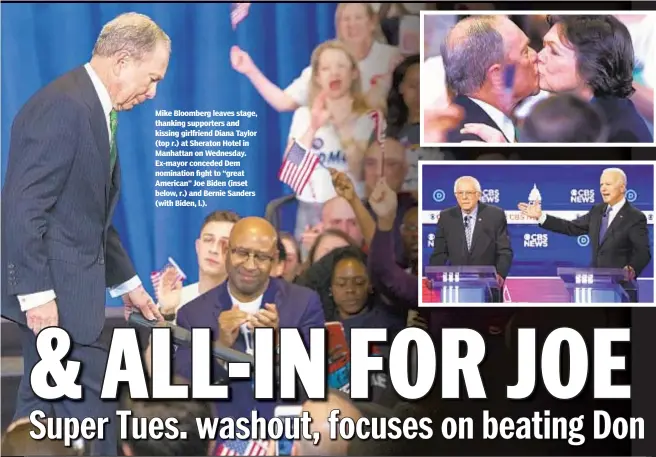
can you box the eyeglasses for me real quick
[230,247,275,265]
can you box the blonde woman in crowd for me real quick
[230,3,402,112]
[285,40,378,240]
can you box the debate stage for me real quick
[422,277,654,304]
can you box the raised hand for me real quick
[310,91,331,130]
[368,178,398,221]
[329,168,356,202]
[518,201,542,220]
[230,46,256,75]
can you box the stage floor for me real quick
[421,277,654,304]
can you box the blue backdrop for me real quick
[420,164,655,278]
[1,2,337,305]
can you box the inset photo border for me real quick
[419,11,655,147]
[418,160,656,307]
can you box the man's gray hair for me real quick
[454,176,482,193]
[441,16,505,96]
[93,12,171,60]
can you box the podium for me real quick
[424,266,499,303]
[557,267,634,303]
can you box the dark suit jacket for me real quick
[429,203,513,278]
[173,278,325,422]
[593,96,653,143]
[446,95,511,147]
[541,201,651,277]
[1,66,135,345]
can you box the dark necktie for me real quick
[599,206,613,243]
[109,110,118,175]
[464,215,473,251]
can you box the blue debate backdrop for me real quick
[1,2,338,305]
[420,164,655,278]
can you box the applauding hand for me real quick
[157,267,183,316]
[250,303,279,331]
[218,304,248,348]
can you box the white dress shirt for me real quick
[17,63,141,312]
[605,199,626,227]
[469,97,516,143]
[228,286,263,357]
[537,199,626,227]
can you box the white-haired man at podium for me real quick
[429,175,514,304]
[519,167,651,302]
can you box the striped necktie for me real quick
[109,110,118,175]
[464,215,473,251]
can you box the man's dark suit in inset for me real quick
[430,202,513,285]
[540,201,651,302]
[1,67,134,454]
[446,95,511,146]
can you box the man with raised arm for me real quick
[519,167,651,302]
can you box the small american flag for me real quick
[369,109,385,145]
[369,109,386,175]
[215,439,268,456]
[278,140,320,195]
[151,257,186,300]
[230,3,251,30]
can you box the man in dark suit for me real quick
[173,217,325,452]
[429,175,513,303]
[1,13,169,455]
[440,15,539,145]
[519,167,651,302]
